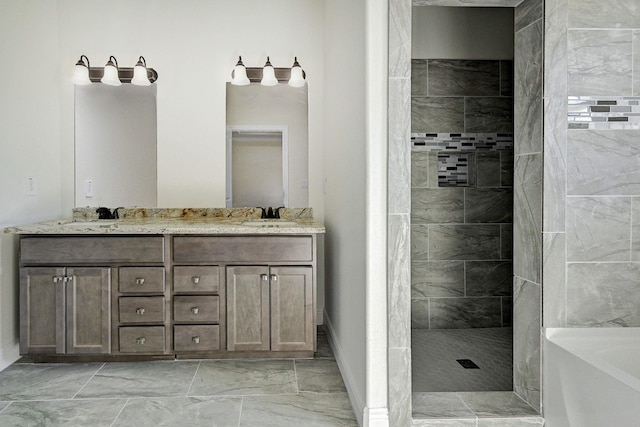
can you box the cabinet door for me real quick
[65,267,111,354]
[270,266,313,351]
[226,266,269,351]
[20,267,66,354]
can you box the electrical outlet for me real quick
[84,179,94,197]
[24,176,36,196]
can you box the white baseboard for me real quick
[363,407,390,427]
[324,311,365,427]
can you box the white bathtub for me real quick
[544,327,640,427]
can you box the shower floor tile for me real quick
[412,327,512,392]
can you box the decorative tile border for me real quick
[568,96,640,130]
[411,133,514,151]
[438,152,471,187]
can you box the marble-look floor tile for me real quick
[112,397,242,427]
[457,391,539,417]
[0,363,102,401]
[477,417,544,427]
[295,359,346,393]
[412,418,476,427]
[412,392,474,418]
[77,361,199,398]
[189,360,297,396]
[0,402,8,413]
[0,399,126,427]
[240,392,358,427]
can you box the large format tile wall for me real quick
[411,59,514,330]
[544,0,640,331]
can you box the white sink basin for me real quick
[242,221,299,227]
[64,221,117,227]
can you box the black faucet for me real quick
[258,207,284,219]
[96,207,120,220]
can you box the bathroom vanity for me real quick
[11,209,324,361]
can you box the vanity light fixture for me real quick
[231,56,250,86]
[230,56,306,87]
[261,57,278,86]
[101,56,122,86]
[72,55,159,85]
[131,56,151,86]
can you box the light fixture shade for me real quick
[288,57,305,87]
[131,56,151,86]
[261,56,278,86]
[101,56,121,86]
[71,55,91,85]
[231,56,250,85]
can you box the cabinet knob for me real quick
[192,276,200,284]
[52,276,63,283]
[135,278,145,285]
[270,274,277,282]
[261,274,268,281]
[191,307,199,315]
[136,337,146,345]
[192,336,200,344]
[136,308,145,315]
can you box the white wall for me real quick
[412,6,514,59]
[323,0,368,424]
[0,0,63,370]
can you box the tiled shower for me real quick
[411,59,514,331]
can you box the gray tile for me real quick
[500,150,514,188]
[466,261,512,297]
[389,77,412,215]
[631,198,640,260]
[412,188,464,223]
[412,261,464,298]
[543,97,567,233]
[635,31,640,96]
[569,0,640,29]
[477,418,544,427]
[389,0,411,78]
[465,97,513,133]
[515,19,543,155]
[501,224,513,260]
[457,391,539,417]
[513,153,542,284]
[113,397,241,427]
[189,360,297,396]
[476,152,501,188]
[515,0,543,32]
[568,29,632,96]
[566,196,631,261]
[240,392,358,427]
[412,151,430,187]
[389,214,412,348]
[413,418,476,427]
[430,297,502,329]
[412,392,474,418]
[502,297,513,327]
[567,130,640,195]
[567,262,640,327]
[412,97,465,133]
[500,61,513,97]
[389,347,412,427]
[513,278,541,412]
[0,399,127,427]
[544,0,568,98]
[296,359,346,393]
[0,402,8,413]
[77,361,198,398]
[0,363,102,400]
[542,233,566,328]
[412,299,430,329]
[429,225,501,260]
[315,332,334,359]
[428,60,500,97]
[412,60,430,96]
[411,224,429,261]
[464,188,513,223]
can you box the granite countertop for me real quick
[5,207,325,235]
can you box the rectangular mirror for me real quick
[74,84,157,207]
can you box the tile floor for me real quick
[0,333,358,427]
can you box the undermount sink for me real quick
[242,220,299,227]
[64,221,117,227]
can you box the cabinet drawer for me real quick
[119,326,165,353]
[174,325,220,352]
[119,267,165,293]
[20,236,165,264]
[173,236,313,263]
[173,266,219,293]
[173,296,219,323]
[119,297,165,323]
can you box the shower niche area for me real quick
[411,6,515,393]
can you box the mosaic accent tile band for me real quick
[438,152,470,187]
[411,133,514,151]
[568,96,640,130]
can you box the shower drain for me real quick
[456,359,480,369]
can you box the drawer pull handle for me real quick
[192,276,200,284]
[135,278,145,285]
[136,337,146,345]
[53,276,63,283]
[261,274,268,281]
[270,274,277,282]
[192,336,200,344]
[191,307,199,315]
[136,308,145,315]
